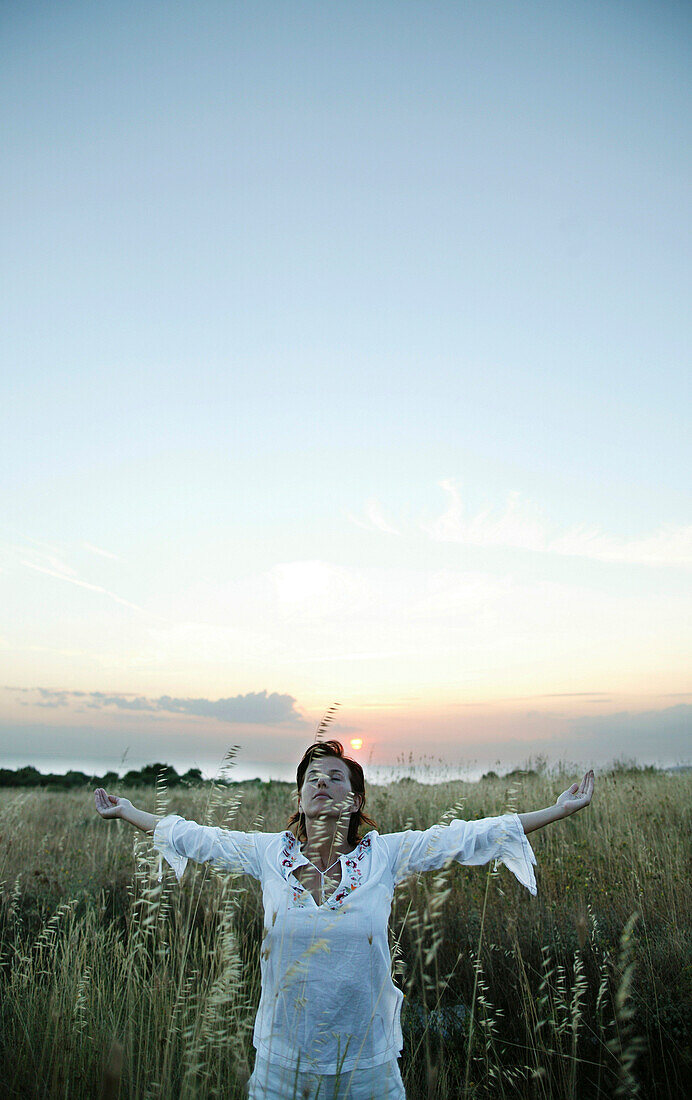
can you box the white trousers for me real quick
[246,1053,407,1100]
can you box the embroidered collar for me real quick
[279,830,374,909]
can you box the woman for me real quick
[94,740,595,1100]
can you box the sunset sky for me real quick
[1,1,690,782]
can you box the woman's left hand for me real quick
[556,769,595,817]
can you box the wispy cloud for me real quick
[6,686,307,725]
[14,543,79,577]
[2,531,144,612]
[281,651,408,663]
[82,542,121,561]
[350,481,692,567]
[19,559,144,612]
[546,522,692,567]
[345,499,401,535]
[538,692,610,698]
[427,480,692,566]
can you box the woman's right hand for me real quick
[94,788,132,820]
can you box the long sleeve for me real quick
[152,814,265,884]
[381,812,537,895]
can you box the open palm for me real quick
[94,788,131,819]
[556,770,595,816]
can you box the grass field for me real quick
[0,760,690,1098]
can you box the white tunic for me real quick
[153,812,537,1074]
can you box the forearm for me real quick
[119,803,160,834]
[517,804,568,834]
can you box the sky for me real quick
[1,0,690,783]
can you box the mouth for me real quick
[314,794,330,800]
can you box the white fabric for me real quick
[246,1051,406,1099]
[153,812,537,1075]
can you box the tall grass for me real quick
[0,761,689,1098]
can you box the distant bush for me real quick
[0,762,215,789]
[607,756,660,776]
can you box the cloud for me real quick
[6,686,307,725]
[18,560,144,612]
[345,498,401,535]
[386,704,692,771]
[30,689,73,708]
[465,703,690,768]
[569,702,691,746]
[281,651,408,663]
[547,523,692,567]
[149,692,306,725]
[537,692,610,698]
[347,480,692,567]
[264,559,514,626]
[424,481,692,567]
[0,704,689,776]
[424,483,548,551]
[5,533,80,576]
[3,532,143,611]
[509,703,691,765]
[82,542,121,561]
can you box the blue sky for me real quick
[1,1,690,780]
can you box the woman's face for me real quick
[298,758,362,820]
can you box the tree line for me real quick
[0,763,267,789]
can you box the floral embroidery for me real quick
[280,830,373,910]
[279,834,308,906]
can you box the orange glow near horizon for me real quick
[350,738,363,751]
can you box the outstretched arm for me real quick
[94,788,159,833]
[518,769,594,834]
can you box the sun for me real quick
[350,738,363,751]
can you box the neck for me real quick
[299,813,354,868]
